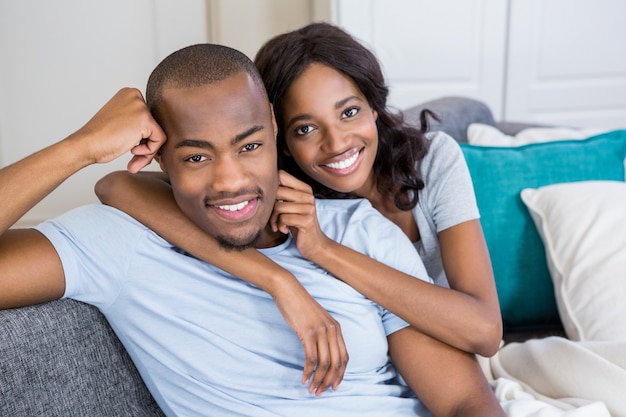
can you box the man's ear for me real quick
[154,152,167,174]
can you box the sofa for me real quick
[2,96,625,416]
[406,97,570,341]
[408,98,626,339]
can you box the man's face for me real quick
[157,72,280,250]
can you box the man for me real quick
[0,44,503,416]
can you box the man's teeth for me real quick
[326,153,358,169]
[217,200,250,211]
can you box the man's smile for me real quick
[217,200,251,211]
[209,197,260,222]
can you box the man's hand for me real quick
[71,88,166,173]
[0,88,166,234]
[270,277,349,396]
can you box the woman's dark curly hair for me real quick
[255,22,437,210]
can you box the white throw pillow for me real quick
[467,123,610,146]
[520,181,626,341]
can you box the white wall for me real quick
[3,0,625,227]
[0,0,318,227]
[208,0,317,59]
[0,0,210,227]
[328,0,508,114]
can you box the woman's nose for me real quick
[321,125,349,153]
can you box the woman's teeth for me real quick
[217,200,250,211]
[326,152,358,169]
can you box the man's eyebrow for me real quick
[174,125,264,150]
[175,139,213,150]
[233,125,264,144]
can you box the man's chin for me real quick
[215,231,262,252]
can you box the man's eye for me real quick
[343,107,359,118]
[242,143,260,152]
[295,125,313,135]
[186,155,207,163]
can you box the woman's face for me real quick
[281,63,378,195]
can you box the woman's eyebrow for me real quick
[285,114,311,128]
[285,96,363,128]
[335,95,361,109]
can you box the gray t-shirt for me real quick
[413,131,480,287]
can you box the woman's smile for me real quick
[320,147,363,174]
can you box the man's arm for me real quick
[0,229,65,308]
[388,327,504,417]
[0,88,166,309]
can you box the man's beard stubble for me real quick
[215,229,263,252]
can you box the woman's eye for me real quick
[242,143,260,152]
[343,107,359,118]
[295,124,313,136]
[186,154,207,163]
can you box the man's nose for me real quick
[210,155,249,193]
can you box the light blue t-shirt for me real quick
[36,198,433,417]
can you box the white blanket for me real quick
[484,337,626,417]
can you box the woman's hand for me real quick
[270,170,349,393]
[271,276,349,395]
[270,170,332,261]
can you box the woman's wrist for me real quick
[305,236,339,268]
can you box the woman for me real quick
[96,22,501,386]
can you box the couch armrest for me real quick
[0,299,164,417]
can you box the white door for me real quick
[505,0,626,128]
[327,0,508,114]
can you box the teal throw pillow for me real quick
[461,130,626,331]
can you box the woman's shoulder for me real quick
[420,131,464,171]
[424,130,462,152]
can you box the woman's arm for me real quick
[388,327,504,417]
[273,171,502,357]
[95,171,348,395]
[315,221,501,357]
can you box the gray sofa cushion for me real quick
[403,96,497,142]
[0,299,164,417]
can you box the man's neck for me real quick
[255,225,289,249]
